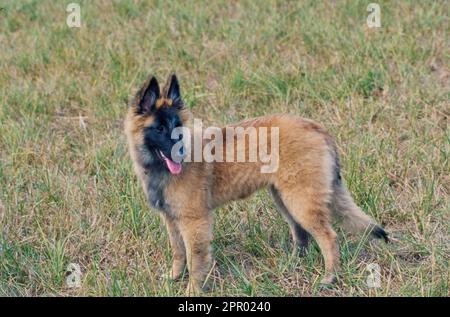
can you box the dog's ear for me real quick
[166,73,181,103]
[138,76,160,113]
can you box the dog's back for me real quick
[208,114,334,206]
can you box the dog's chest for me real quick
[144,172,170,213]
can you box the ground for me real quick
[0,0,448,296]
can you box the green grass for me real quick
[0,0,448,296]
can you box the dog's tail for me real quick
[331,182,389,242]
[328,147,389,242]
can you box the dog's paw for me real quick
[161,270,187,282]
[185,280,203,296]
[318,274,337,291]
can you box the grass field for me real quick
[0,0,448,296]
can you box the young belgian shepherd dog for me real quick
[125,73,388,293]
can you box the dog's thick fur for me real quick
[125,73,388,293]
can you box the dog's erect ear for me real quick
[139,76,160,113]
[166,73,181,102]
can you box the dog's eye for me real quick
[152,125,165,133]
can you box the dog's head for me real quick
[126,73,190,175]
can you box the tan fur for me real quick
[125,82,385,293]
[156,98,173,108]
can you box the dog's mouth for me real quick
[158,150,182,175]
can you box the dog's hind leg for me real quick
[277,187,340,286]
[270,185,310,255]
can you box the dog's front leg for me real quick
[178,212,213,295]
[161,214,186,280]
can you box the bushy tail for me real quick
[332,183,389,242]
[325,135,388,242]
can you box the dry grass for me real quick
[0,0,448,296]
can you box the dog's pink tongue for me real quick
[160,151,182,175]
[165,158,182,175]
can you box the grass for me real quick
[0,0,448,296]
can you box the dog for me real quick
[124,73,389,293]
